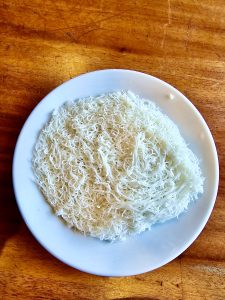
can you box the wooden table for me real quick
[1,0,225,299]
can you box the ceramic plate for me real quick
[13,69,219,276]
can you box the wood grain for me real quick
[0,0,225,299]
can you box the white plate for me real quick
[13,69,219,276]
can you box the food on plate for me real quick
[33,91,204,241]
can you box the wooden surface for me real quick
[0,0,225,299]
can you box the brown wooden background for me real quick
[1,0,225,299]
